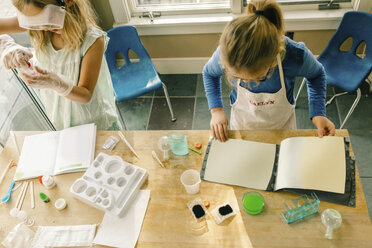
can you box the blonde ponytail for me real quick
[220,0,284,72]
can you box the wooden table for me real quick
[0,130,371,248]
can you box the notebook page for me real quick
[53,123,96,174]
[275,136,346,193]
[203,139,276,190]
[14,132,60,181]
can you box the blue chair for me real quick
[105,26,176,129]
[295,11,372,128]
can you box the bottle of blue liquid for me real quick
[167,132,189,156]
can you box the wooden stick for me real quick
[152,151,165,168]
[18,181,29,210]
[15,182,26,209]
[0,160,13,185]
[118,131,140,159]
[30,181,34,209]
[12,182,21,192]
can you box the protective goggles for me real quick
[17,4,66,30]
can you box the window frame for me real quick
[109,0,371,35]
[127,0,241,16]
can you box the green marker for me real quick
[39,192,50,203]
[188,147,202,155]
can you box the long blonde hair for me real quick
[220,0,284,73]
[13,0,98,55]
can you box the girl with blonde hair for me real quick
[203,0,335,142]
[0,0,121,130]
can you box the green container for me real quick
[242,192,265,215]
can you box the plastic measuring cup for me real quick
[180,169,201,194]
[242,191,265,215]
[167,132,189,156]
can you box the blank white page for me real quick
[14,132,59,180]
[54,123,96,174]
[203,139,276,190]
[275,136,346,193]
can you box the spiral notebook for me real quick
[14,123,96,181]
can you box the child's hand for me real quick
[1,44,33,70]
[312,116,336,138]
[210,107,229,142]
[19,66,73,96]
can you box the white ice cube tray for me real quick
[70,152,148,217]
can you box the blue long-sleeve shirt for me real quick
[203,36,327,119]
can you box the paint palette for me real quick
[70,152,148,217]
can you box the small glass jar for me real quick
[242,191,265,215]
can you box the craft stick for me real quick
[15,182,26,209]
[30,181,35,209]
[18,181,29,210]
[152,151,165,168]
[0,160,14,185]
[117,131,140,159]
[12,182,21,192]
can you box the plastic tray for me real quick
[70,152,147,217]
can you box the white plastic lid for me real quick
[42,175,55,188]
[55,198,67,210]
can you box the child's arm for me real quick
[19,37,105,103]
[299,46,335,136]
[203,46,224,110]
[64,37,105,104]
[203,46,229,142]
[0,17,25,34]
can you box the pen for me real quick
[117,131,140,159]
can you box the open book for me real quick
[201,137,348,195]
[14,123,96,181]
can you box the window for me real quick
[0,68,54,148]
[127,0,241,16]
[0,0,54,147]
[109,0,370,35]
[278,0,353,11]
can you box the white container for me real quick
[42,175,56,189]
[55,198,67,210]
[180,169,201,194]
[70,152,148,217]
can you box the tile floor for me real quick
[117,74,372,221]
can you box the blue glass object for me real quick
[281,193,320,224]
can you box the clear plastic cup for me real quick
[158,136,171,161]
[180,169,201,194]
[167,132,189,156]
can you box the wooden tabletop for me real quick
[0,129,371,248]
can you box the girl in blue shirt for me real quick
[203,0,335,142]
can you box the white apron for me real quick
[230,54,296,130]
